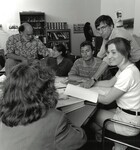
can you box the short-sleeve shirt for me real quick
[6,34,49,59]
[114,64,140,110]
[68,57,102,78]
[97,28,140,63]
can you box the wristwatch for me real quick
[91,77,97,82]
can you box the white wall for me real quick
[100,0,135,22]
[133,0,140,36]
[0,0,137,55]
[100,0,135,34]
[0,0,101,55]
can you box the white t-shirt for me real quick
[114,64,140,110]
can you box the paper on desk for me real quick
[0,74,6,83]
[55,76,67,89]
[64,84,99,103]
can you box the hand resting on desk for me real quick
[59,93,69,100]
[57,88,69,100]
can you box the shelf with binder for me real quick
[19,12,46,45]
[46,29,71,52]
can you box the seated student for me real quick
[42,43,73,77]
[68,41,111,87]
[92,37,140,150]
[0,60,87,150]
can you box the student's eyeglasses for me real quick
[97,25,108,32]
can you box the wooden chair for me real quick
[102,118,140,150]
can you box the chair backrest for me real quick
[102,118,140,150]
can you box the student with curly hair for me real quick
[0,60,86,150]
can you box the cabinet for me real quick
[19,12,46,45]
[46,29,71,52]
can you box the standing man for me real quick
[5,23,50,74]
[89,15,140,87]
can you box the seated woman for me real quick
[0,60,87,150]
[42,43,73,77]
[92,37,140,150]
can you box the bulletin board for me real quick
[73,24,84,33]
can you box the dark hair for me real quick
[54,43,67,57]
[80,41,95,51]
[105,37,131,59]
[0,60,58,127]
[95,15,114,29]
[18,25,25,33]
[83,22,94,42]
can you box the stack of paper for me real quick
[64,84,111,104]
[57,98,85,113]
[64,84,99,104]
[57,97,84,108]
[55,78,111,113]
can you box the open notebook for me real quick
[64,84,110,104]
[56,78,110,113]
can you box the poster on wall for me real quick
[73,24,84,33]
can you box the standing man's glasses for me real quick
[97,25,108,32]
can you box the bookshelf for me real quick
[46,29,71,52]
[19,12,46,45]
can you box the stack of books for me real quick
[46,22,68,30]
[56,81,111,114]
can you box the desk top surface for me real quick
[67,104,96,127]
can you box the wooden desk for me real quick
[66,103,96,127]
[56,77,97,127]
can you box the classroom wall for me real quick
[0,0,138,55]
[100,0,135,20]
[100,0,135,34]
[133,0,140,36]
[0,0,101,55]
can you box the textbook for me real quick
[57,97,84,108]
[64,84,110,104]
[55,78,110,113]
[59,101,85,113]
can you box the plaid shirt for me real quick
[6,34,49,59]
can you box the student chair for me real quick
[102,118,140,150]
